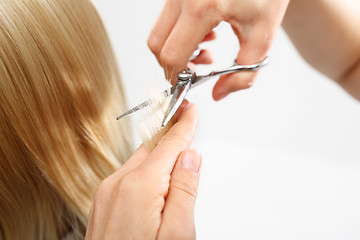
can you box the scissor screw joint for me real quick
[178,70,193,82]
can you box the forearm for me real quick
[283,0,360,100]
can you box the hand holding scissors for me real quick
[117,56,269,127]
[147,0,289,100]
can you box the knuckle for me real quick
[159,131,190,149]
[242,83,252,90]
[147,35,160,55]
[160,48,178,67]
[187,0,219,19]
[229,72,256,91]
[93,178,116,206]
[119,169,168,196]
[171,174,198,198]
[141,166,171,193]
[241,79,254,90]
[257,37,272,54]
[95,178,112,196]
[262,38,272,51]
[118,172,142,194]
[238,80,253,90]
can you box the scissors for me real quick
[116,55,270,127]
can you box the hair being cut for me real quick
[0,0,132,239]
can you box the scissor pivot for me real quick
[178,70,192,82]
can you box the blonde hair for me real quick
[140,88,174,151]
[0,0,132,239]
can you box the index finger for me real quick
[140,102,198,175]
[159,5,222,83]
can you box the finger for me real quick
[141,102,198,175]
[212,71,258,100]
[160,7,221,84]
[173,99,191,121]
[148,0,182,63]
[187,62,197,71]
[101,144,150,185]
[190,49,214,65]
[212,26,270,101]
[157,149,201,240]
[86,145,150,240]
[201,30,216,42]
[116,144,150,173]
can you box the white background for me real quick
[93,1,360,239]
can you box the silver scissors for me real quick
[116,56,270,127]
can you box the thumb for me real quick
[157,149,202,240]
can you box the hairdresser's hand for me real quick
[148,0,289,100]
[85,102,200,240]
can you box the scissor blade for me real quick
[161,86,180,127]
[116,86,176,121]
[116,99,153,120]
[161,81,191,127]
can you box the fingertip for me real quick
[191,49,214,65]
[176,102,198,129]
[187,62,197,71]
[202,30,216,42]
[212,90,229,101]
[144,102,198,175]
[174,99,190,119]
[212,76,230,101]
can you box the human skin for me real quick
[283,0,360,101]
[85,101,201,239]
[148,0,290,100]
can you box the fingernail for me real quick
[181,149,201,174]
[175,102,193,120]
[182,102,193,112]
